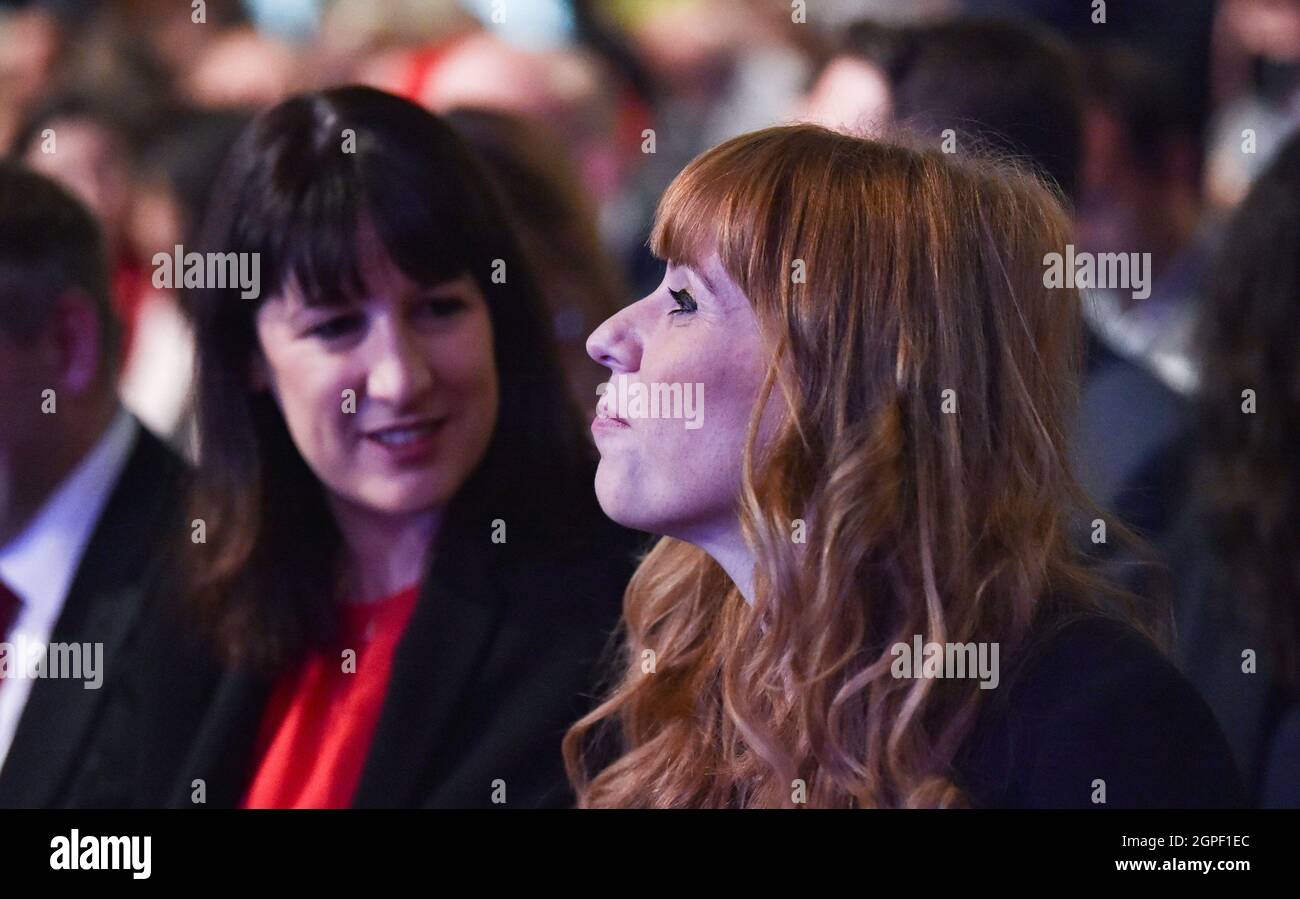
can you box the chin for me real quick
[594,470,678,536]
[593,471,641,531]
[354,476,454,517]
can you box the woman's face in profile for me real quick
[253,244,499,521]
[586,249,774,543]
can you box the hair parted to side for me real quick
[563,124,1159,808]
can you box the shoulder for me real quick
[957,615,1246,808]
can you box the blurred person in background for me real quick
[796,19,891,136]
[415,30,658,292]
[120,0,249,89]
[322,0,474,88]
[445,107,627,410]
[183,20,303,109]
[90,86,642,808]
[803,18,1193,599]
[12,92,153,382]
[1074,45,1217,397]
[0,161,190,807]
[0,4,62,149]
[1168,131,1300,808]
[963,0,1218,131]
[119,109,252,448]
[611,0,821,294]
[951,5,1220,398]
[1203,0,1300,211]
[419,32,630,209]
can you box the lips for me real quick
[364,417,445,460]
[369,424,436,446]
[594,396,630,428]
[366,417,442,441]
[591,413,630,431]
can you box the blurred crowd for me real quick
[1,0,1297,805]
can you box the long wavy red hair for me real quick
[564,125,1152,808]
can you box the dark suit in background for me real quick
[1161,487,1300,809]
[0,418,188,807]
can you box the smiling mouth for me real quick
[365,418,445,446]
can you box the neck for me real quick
[691,522,758,607]
[328,498,441,603]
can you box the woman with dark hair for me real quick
[1172,131,1300,808]
[87,85,641,808]
[566,125,1242,808]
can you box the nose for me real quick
[586,302,642,374]
[366,315,434,407]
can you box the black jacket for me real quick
[0,419,188,808]
[80,509,645,809]
[956,614,1246,808]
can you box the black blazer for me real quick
[1164,507,1300,808]
[0,418,188,808]
[81,511,645,809]
[956,614,1246,808]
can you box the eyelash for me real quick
[419,298,466,319]
[308,315,362,340]
[668,287,697,316]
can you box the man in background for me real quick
[0,160,188,806]
[802,17,1193,557]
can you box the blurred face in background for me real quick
[0,326,49,541]
[253,227,499,526]
[799,55,892,135]
[23,117,132,250]
[585,250,777,544]
[0,293,105,544]
[420,33,630,205]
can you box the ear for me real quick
[50,292,104,395]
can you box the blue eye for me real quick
[668,287,697,315]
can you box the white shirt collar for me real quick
[1081,288,1200,396]
[0,408,138,631]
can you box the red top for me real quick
[241,583,421,809]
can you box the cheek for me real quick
[0,357,56,445]
[598,330,771,533]
[262,347,355,468]
[432,314,499,443]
